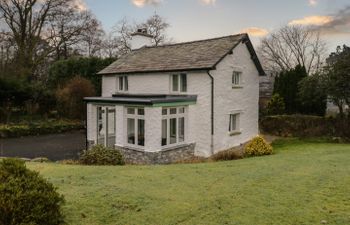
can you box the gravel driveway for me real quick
[0,130,86,161]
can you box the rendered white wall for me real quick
[211,42,259,152]
[128,73,170,94]
[87,103,97,141]
[115,105,124,147]
[186,73,212,157]
[145,107,162,152]
[102,75,116,97]
[102,73,170,96]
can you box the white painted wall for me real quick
[102,75,116,97]
[102,73,170,96]
[115,105,124,147]
[187,72,212,157]
[212,42,259,152]
[145,107,162,152]
[87,103,97,141]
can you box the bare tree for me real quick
[0,31,15,77]
[101,34,119,58]
[47,9,100,60]
[259,25,327,74]
[111,13,171,56]
[79,16,105,57]
[141,13,170,46]
[0,0,104,78]
[111,18,134,55]
[0,0,71,78]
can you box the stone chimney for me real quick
[130,28,154,50]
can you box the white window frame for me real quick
[96,106,116,147]
[161,106,187,148]
[170,73,187,93]
[232,71,243,88]
[117,76,128,92]
[125,107,145,149]
[229,113,241,135]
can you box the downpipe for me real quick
[207,70,214,155]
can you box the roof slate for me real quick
[98,34,248,75]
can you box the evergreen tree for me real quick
[273,65,307,114]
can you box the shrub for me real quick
[56,76,96,119]
[266,94,286,115]
[244,136,273,157]
[211,149,243,161]
[273,65,307,114]
[80,145,125,166]
[48,57,116,95]
[0,158,65,225]
[298,74,327,116]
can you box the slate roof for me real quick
[98,33,265,75]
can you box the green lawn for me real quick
[28,139,350,225]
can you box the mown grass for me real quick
[28,139,350,225]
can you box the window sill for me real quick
[170,92,188,95]
[232,85,243,89]
[122,144,145,152]
[229,131,242,136]
[115,91,129,94]
[161,143,189,151]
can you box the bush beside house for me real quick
[244,136,273,157]
[79,145,125,166]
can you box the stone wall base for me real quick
[116,143,196,164]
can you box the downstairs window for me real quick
[126,107,145,147]
[161,107,186,147]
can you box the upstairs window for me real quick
[118,76,128,92]
[232,71,242,88]
[171,74,187,93]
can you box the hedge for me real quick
[260,115,349,139]
[0,120,84,138]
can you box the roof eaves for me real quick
[211,34,246,70]
[97,67,213,76]
[242,35,266,76]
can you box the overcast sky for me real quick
[81,0,350,53]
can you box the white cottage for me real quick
[85,32,265,164]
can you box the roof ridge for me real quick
[132,33,247,51]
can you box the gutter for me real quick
[207,70,214,155]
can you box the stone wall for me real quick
[117,143,195,164]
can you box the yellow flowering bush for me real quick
[244,136,273,157]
